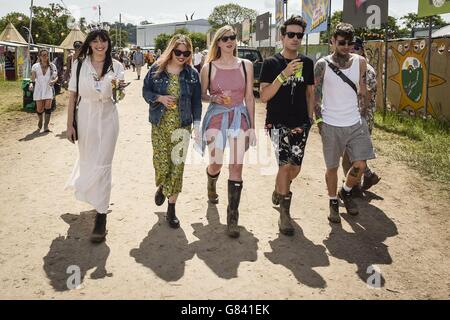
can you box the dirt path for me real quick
[0,69,449,299]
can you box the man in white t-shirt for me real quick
[193,47,203,73]
[314,23,376,223]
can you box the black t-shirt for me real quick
[260,53,314,128]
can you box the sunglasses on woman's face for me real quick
[173,49,191,58]
[337,39,354,46]
[353,45,362,51]
[283,32,304,39]
[220,34,237,42]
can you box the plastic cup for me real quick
[223,90,232,105]
[295,62,303,79]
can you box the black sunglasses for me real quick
[173,49,191,58]
[220,34,237,42]
[337,39,354,46]
[283,32,304,39]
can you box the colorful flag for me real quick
[418,0,450,18]
[302,0,330,34]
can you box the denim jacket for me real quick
[198,103,250,155]
[142,63,202,127]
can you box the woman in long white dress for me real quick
[29,49,58,132]
[66,28,125,243]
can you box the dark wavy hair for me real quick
[281,15,307,34]
[78,29,113,77]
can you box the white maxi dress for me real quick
[66,57,125,213]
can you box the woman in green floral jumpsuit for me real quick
[143,34,202,228]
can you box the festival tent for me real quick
[0,22,27,44]
[60,27,86,50]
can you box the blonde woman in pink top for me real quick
[199,25,256,238]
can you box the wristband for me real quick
[316,118,323,124]
[276,75,284,84]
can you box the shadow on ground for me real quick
[264,207,330,288]
[323,199,398,287]
[43,211,112,292]
[189,203,259,279]
[130,212,195,282]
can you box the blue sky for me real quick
[1,0,449,25]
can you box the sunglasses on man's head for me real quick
[173,49,191,58]
[220,34,237,42]
[283,32,304,39]
[337,39,354,46]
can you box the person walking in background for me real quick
[133,46,145,80]
[143,34,202,229]
[341,37,381,192]
[65,27,126,243]
[259,15,315,236]
[145,50,155,69]
[193,47,203,73]
[64,41,83,89]
[199,25,256,238]
[29,49,58,132]
[4,50,16,81]
[314,23,376,224]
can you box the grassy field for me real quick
[0,80,23,114]
[373,111,450,187]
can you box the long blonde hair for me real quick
[206,25,237,64]
[156,34,193,75]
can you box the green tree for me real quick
[109,28,129,48]
[401,13,447,31]
[208,3,258,30]
[189,32,207,51]
[154,29,207,53]
[30,3,71,45]
[154,33,172,52]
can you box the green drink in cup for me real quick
[295,62,303,79]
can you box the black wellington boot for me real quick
[227,180,243,238]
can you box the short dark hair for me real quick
[280,15,307,34]
[333,23,355,40]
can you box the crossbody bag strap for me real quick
[324,58,358,95]
[241,60,247,96]
[208,61,212,93]
[75,59,82,108]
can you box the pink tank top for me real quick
[207,63,248,132]
[210,63,245,107]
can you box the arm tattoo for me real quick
[314,60,326,119]
[359,60,368,116]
